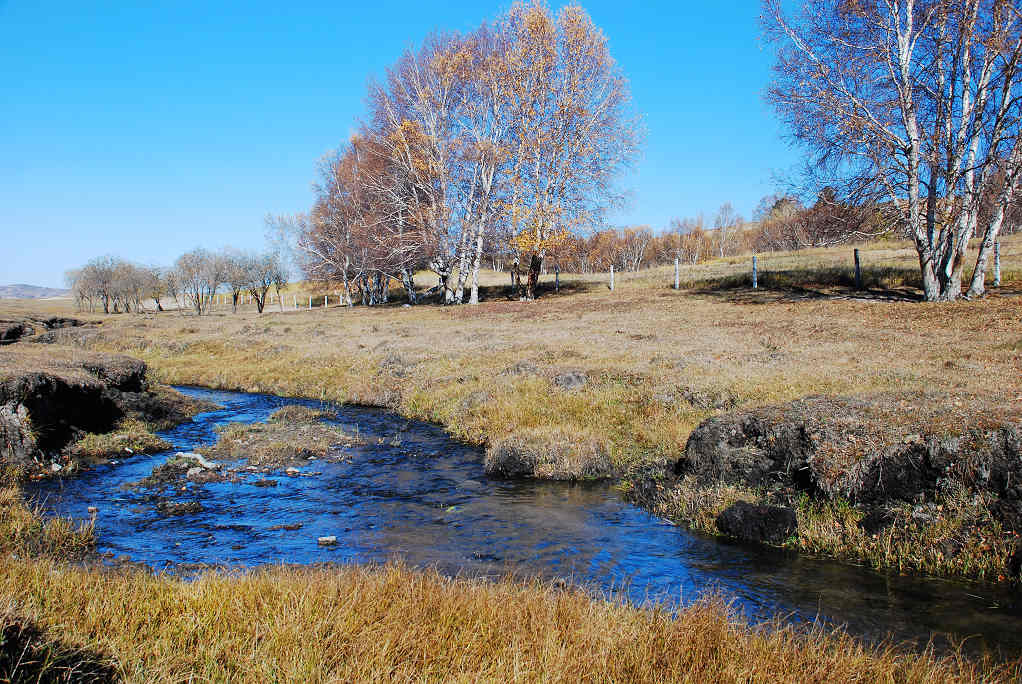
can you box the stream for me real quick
[28,386,1022,656]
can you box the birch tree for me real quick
[502,2,642,299]
[765,0,1022,300]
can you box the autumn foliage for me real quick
[293,1,642,304]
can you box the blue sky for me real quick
[1,1,799,288]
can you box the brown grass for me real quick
[0,557,1015,682]
[5,236,1021,575]
[200,420,359,468]
[641,476,1019,581]
[1,237,1021,678]
[0,479,94,560]
[69,418,171,462]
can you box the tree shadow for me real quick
[689,284,924,304]
[401,277,600,306]
[0,614,119,683]
[682,267,926,304]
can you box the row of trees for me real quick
[65,257,168,314]
[289,1,642,305]
[67,248,288,315]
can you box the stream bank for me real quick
[26,386,1022,658]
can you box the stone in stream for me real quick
[317,535,337,545]
[155,500,204,516]
[175,452,220,470]
[715,501,797,546]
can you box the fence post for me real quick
[994,241,1001,287]
[309,296,312,309]
[609,265,615,291]
[752,255,758,289]
[854,248,862,290]
[555,264,560,292]
[674,258,680,290]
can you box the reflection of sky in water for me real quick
[28,387,1022,656]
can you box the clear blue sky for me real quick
[1,1,799,288]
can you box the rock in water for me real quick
[715,501,797,545]
[317,535,337,545]
[175,452,220,470]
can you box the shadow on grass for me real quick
[382,278,601,307]
[0,613,118,683]
[685,266,925,304]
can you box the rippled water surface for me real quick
[28,387,1022,656]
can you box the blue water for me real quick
[28,386,1022,656]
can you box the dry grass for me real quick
[0,478,94,560]
[643,476,1018,581]
[69,418,171,462]
[268,404,336,423]
[6,236,1021,574]
[485,425,614,480]
[0,237,1021,678]
[200,420,359,468]
[0,557,1016,683]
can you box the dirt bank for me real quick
[0,346,213,475]
[627,393,1022,581]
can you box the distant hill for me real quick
[0,284,71,299]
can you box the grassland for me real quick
[1,236,1021,679]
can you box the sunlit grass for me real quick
[0,558,1015,682]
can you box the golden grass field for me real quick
[1,236,1021,680]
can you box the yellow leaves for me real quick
[510,227,571,255]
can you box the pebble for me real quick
[317,535,337,545]
[87,506,98,515]
[286,467,300,476]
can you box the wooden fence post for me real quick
[752,256,758,289]
[854,248,863,290]
[674,258,680,290]
[609,265,615,291]
[994,241,1001,287]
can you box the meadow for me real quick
[1,236,1021,680]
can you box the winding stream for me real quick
[28,386,1022,656]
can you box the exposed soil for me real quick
[629,392,1022,579]
[0,346,216,476]
[675,392,1022,508]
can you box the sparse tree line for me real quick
[282,1,642,305]
[66,248,288,315]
